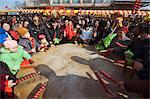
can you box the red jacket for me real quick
[9,30,20,41]
[64,25,75,40]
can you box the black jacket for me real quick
[129,38,150,80]
[47,27,60,42]
[135,38,150,80]
[28,23,51,43]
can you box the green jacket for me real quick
[0,45,31,75]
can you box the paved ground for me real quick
[14,44,140,99]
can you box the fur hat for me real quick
[16,27,29,37]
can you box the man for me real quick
[133,23,150,80]
[46,19,61,45]
[117,23,150,98]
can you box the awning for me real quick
[0,10,149,16]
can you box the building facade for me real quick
[25,0,111,8]
[24,0,150,10]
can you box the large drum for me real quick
[14,44,139,99]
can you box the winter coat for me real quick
[28,23,50,43]
[0,45,31,75]
[64,25,75,40]
[0,27,8,44]
[47,27,60,42]
[124,80,150,98]
[18,38,40,53]
[0,61,16,98]
[80,28,93,41]
[134,38,150,80]
[8,30,20,41]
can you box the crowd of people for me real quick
[0,12,149,98]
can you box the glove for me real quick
[31,49,36,53]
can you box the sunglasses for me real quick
[33,20,39,22]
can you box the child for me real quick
[17,27,41,55]
[0,40,32,75]
[38,34,49,52]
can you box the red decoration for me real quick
[16,72,40,84]
[32,82,48,99]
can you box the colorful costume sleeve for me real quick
[103,33,117,48]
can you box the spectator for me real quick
[63,20,76,43]
[17,27,40,55]
[2,23,12,39]
[0,61,16,98]
[77,25,93,45]
[23,21,29,28]
[8,24,20,42]
[0,27,10,48]
[28,16,50,44]
[0,40,32,75]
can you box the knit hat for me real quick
[16,27,29,37]
[3,40,18,49]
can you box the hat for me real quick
[38,34,46,39]
[16,27,29,37]
[144,15,150,21]
[116,17,123,22]
[3,40,18,49]
[121,26,129,33]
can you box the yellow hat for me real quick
[144,15,150,21]
[116,17,123,21]
[16,27,29,37]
